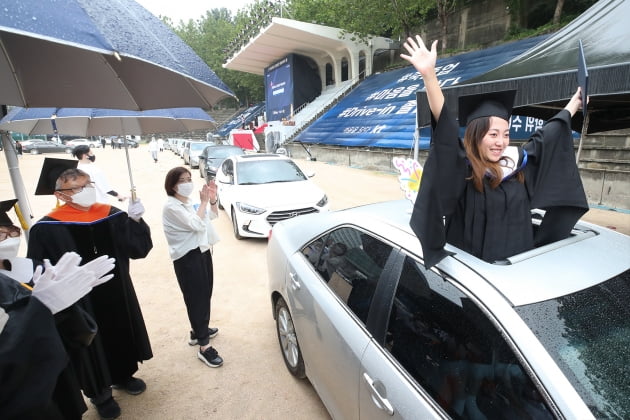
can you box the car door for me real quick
[293,227,395,420]
[357,248,447,419]
[360,253,557,420]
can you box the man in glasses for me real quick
[26,158,154,420]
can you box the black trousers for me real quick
[173,248,213,346]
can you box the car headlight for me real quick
[236,202,265,215]
[317,194,328,207]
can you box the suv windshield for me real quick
[515,269,630,418]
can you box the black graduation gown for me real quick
[0,274,70,420]
[410,105,588,269]
[26,206,153,398]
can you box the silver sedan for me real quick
[267,200,630,420]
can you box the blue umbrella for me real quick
[0,106,217,199]
[0,0,235,110]
[0,107,217,136]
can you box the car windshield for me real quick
[515,269,630,418]
[236,159,306,185]
[190,143,207,151]
[209,148,243,160]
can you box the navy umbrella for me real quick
[0,107,217,199]
[0,0,235,109]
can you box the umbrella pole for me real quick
[122,134,137,201]
[575,112,589,164]
[1,131,33,237]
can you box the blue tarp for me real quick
[296,36,548,149]
[216,102,265,137]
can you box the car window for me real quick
[237,159,306,185]
[302,227,393,324]
[385,256,554,419]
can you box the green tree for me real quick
[288,0,434,41]
[172,8,265,109]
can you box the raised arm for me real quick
[564,87,585,117]
[401,35,444,121]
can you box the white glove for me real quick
[128,199,145,222]
[31,252,115,314]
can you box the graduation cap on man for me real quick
[34,158,78,196]
[0,199,19,227]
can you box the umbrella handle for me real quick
[123,136,137,201]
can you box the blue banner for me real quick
[297,36,547,149]
[216,102,265,137]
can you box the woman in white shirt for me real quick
[162,167,223,368]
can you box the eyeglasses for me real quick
[56,182,95,194]
[0,228,20,241]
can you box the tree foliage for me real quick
[287,0,435,41]
[172,7,265,108]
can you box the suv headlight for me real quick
[236,202,265,215]
[317,194,328,207]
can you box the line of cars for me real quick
[11,137,138,154]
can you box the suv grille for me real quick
[267,207,319,225]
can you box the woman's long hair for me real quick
[463,117,523,192]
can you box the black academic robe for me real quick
[0,274,70,420]
[410,105,588,268]
[27,204,153,399]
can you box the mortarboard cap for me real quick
[458,90,517,127]
[0,199,18,226]
[35,158,78,195]
[577,39,588,117]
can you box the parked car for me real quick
[175,139,189,156]
[198,145,245,179]
[21,140,72,155]
[267,199,630,420]
[65,138,101,148]
[182,141,209,168]
[216,154,329,239]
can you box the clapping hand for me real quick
[31,252,115,314]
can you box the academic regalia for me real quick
[0,274,77,420]
[26,203,153,400]
[410,102,588,269]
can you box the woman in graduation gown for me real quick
[401,35,589,269]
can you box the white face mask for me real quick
[0,237,20,259]
[70,187,97,208]
[176,182,194,197]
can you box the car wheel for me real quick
[65,148,72,154]
[275,297,305,378]
[231,207,243,240]
[30,149,39,155]
[217,195,224,210]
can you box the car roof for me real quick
[286,200,630,307]
[232,153,288,162]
